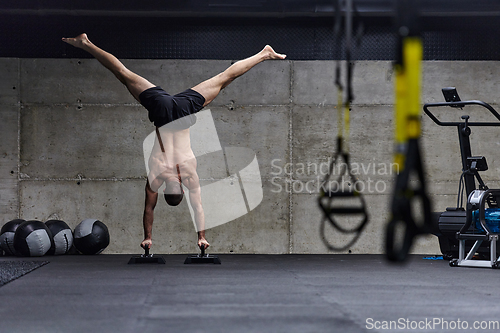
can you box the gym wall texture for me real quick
[1,57,500,254]
[2,0,500,254]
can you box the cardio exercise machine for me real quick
[424,87,500,268]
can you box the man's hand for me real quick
[141,239,152,250]
[198,238,210,250]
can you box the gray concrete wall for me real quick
[1,57,499,254]
[0,59,19,224]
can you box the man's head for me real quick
[163,180,184,206]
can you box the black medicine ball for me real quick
[45,220,74,255]
[14,220,53,257]
[0,219,25,256]
[73,219,110,255]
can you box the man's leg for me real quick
[191,45,286,107]
[62,34,154,102]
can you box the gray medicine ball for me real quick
[45,220,74,255]
[14,220,53,257]
[0,219,25,256]
[73,219,110,255]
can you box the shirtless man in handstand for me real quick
[62,33,286,251]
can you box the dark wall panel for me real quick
[0,14,499,60]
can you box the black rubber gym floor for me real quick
[1,254,499,333]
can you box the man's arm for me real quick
[141,180,158,249]
[185,175,210,249]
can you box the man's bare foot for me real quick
[62,33,90,49]
[262,45,287,60]
[198,238,210,250]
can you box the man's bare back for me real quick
[148,128,198,193]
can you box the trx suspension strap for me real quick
[385,0,432,262]
[318,0,368,251]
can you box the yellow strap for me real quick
[405,37,423,139]
[336,88,351,153]
[393,36,423,171]
[394,63,406,171]
[394,64,406,146]
[337,89,343,139]
[344,102,350,153]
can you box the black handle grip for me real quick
[144,244,150,256]
[324,190,358,198]
[326,207,366,214]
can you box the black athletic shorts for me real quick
[139,86,206,129]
